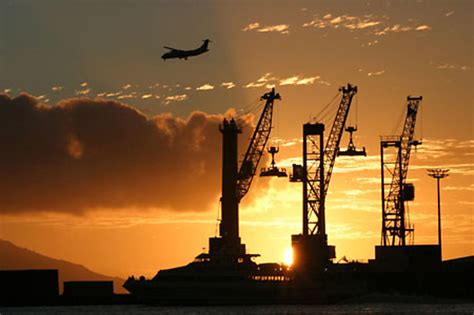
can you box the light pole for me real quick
[427,168,449,261]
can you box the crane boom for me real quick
[323,84,358,194]
[381,96,422,246]
[237,88,281,201]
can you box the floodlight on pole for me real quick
[427,168,449,261]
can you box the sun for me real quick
[283,247,293,266]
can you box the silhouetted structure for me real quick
[124,89,289,304]
[338,126,367,156]
[427,168,449,259]
[290,84,358,275]
[260,146,287,177]
[162,39,211,60]
[123,87,474,305]
[371,245,441,272]
[0,269,59,306]
[64,281,114,297]
[380,96,422,246]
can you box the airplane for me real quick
[161,39,211,61]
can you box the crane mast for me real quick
[381,96,422,246]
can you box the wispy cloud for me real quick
[303,14,382,30]
[221,82,236,89]
[280,75,320,86]
[375,24,431,36]
[361,40,379,47]
[258,24,289,34]
[368,70,385,76]
[51,86,64,92]
[445,11,455,17]
[303,13,432,37]
[245,73,325,88]
[75,88,91,96]
[243,22,260,31]
[444,185,474,192]
[164,94,187,104]
[141,94,153,99]
[196,84,215,91]
[436,63,471,71]
[244,73,276,88]
[243,22,290,35]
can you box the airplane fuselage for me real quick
[162,40,210,60]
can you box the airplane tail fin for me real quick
[201,39,211,50]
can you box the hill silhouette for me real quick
[0,239,127,294]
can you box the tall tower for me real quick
[219,118,241,242]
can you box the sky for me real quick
[0,0,472,279]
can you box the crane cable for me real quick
[237,96,262,118]
[355,92,359,128]
[319,96,341,126]
[315,91,341,124]
[390,103,406,136]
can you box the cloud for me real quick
[375,24,431,36]
[245,73,324,88]
[164,94,187,104]
[243,22,260,31]
[368,70,385,76]
[221,82,236,89]
[304,13,431,37]
[303,14,382,31]
[75,88,91,96]
[243,22,289,34]
[279,75,320,86]
[361,40,379,47]
[245,73,276,88]
[51,86,64,92]
[436,63,471,71]
[196,84,214,91]
[0,94,255,214]
[415,25,431,31]
[257,24,289,34]
[445,11,455,17]
[141,94,153,99]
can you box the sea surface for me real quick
[1,304,474,315]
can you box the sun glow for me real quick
[284,246,293,266]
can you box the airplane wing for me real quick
[163,46,183,52]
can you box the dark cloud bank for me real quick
[0,94,254,214]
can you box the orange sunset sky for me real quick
[0,0,472,279]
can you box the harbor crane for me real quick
[380,96,422,246]
[291,84,363,273]
[216,88,281,262]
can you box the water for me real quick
[1,304,474,315]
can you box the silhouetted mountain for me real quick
[0,239,126,294]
